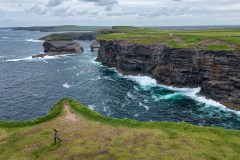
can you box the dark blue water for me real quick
[0,29,240,130]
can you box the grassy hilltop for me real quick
[97,26,240,51]
[0,98,240,160]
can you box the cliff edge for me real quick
[96,40,240,110]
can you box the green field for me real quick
[45,34,71,40]
[0,98,240,160]
[97,26,240,51]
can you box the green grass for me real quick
[97,27,240,51]
[46,34,70,40]
[0,98,240,159]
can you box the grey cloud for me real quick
[25,4,47,15]
[47,0,65,7]
[52,6,70,16]
[25,0,67,15]
[80,0,118,10]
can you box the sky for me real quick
[0,0,240,27]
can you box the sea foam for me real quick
[6,56,33,62]
[121,75,232,110]
[6,54,64,62]
[62,83,71,89]
[25,39,44,43]
[88,105,95,110]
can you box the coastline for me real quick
[96,39,240,110]
[1,98,239,130]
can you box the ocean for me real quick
[0,29,240,129]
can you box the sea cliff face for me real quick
[96,40,240,110]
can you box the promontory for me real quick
[96,26,240,110]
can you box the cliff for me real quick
[96,40,240,110]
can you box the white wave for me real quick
[126,75,157,86]
[2,37,9,39]
[153,92,181,101]
[127,91,136,100]
[67,66,77,70]
[6,56,33,62]
[90,76,101,81]
[42,55,59,60]
[25,39,44,43]
[33,94,38,97]
[134,114,139,117]
[134,86,139,91]
[103,107,107,112]
[88,105,95,110]
[62,83,71,89]
[122,75,230,109]
[139,102,149,111]
[6,54,62,62]
[42,60,49,63]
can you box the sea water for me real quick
[0,29,240,129]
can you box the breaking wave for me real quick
[25,39,44,43]
[62,83,71,89]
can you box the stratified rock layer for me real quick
[96,40,240,110]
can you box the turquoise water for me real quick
[0,29,240,129]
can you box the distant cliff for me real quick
[96,40,240,110]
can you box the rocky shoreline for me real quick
[96,40,240,110]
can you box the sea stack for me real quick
[32,34,84,58]
[90,40,100,52]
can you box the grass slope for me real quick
[97,26,240,51]
[0,98,240,160]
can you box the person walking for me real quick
[54,129,62,144]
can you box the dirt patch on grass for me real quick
[63,103,78,122]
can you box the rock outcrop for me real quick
[90,40,100,52]
[32,39,83,58]
[39,32,96,41]
[96,40,240,110]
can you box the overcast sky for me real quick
[0,0,240,27]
